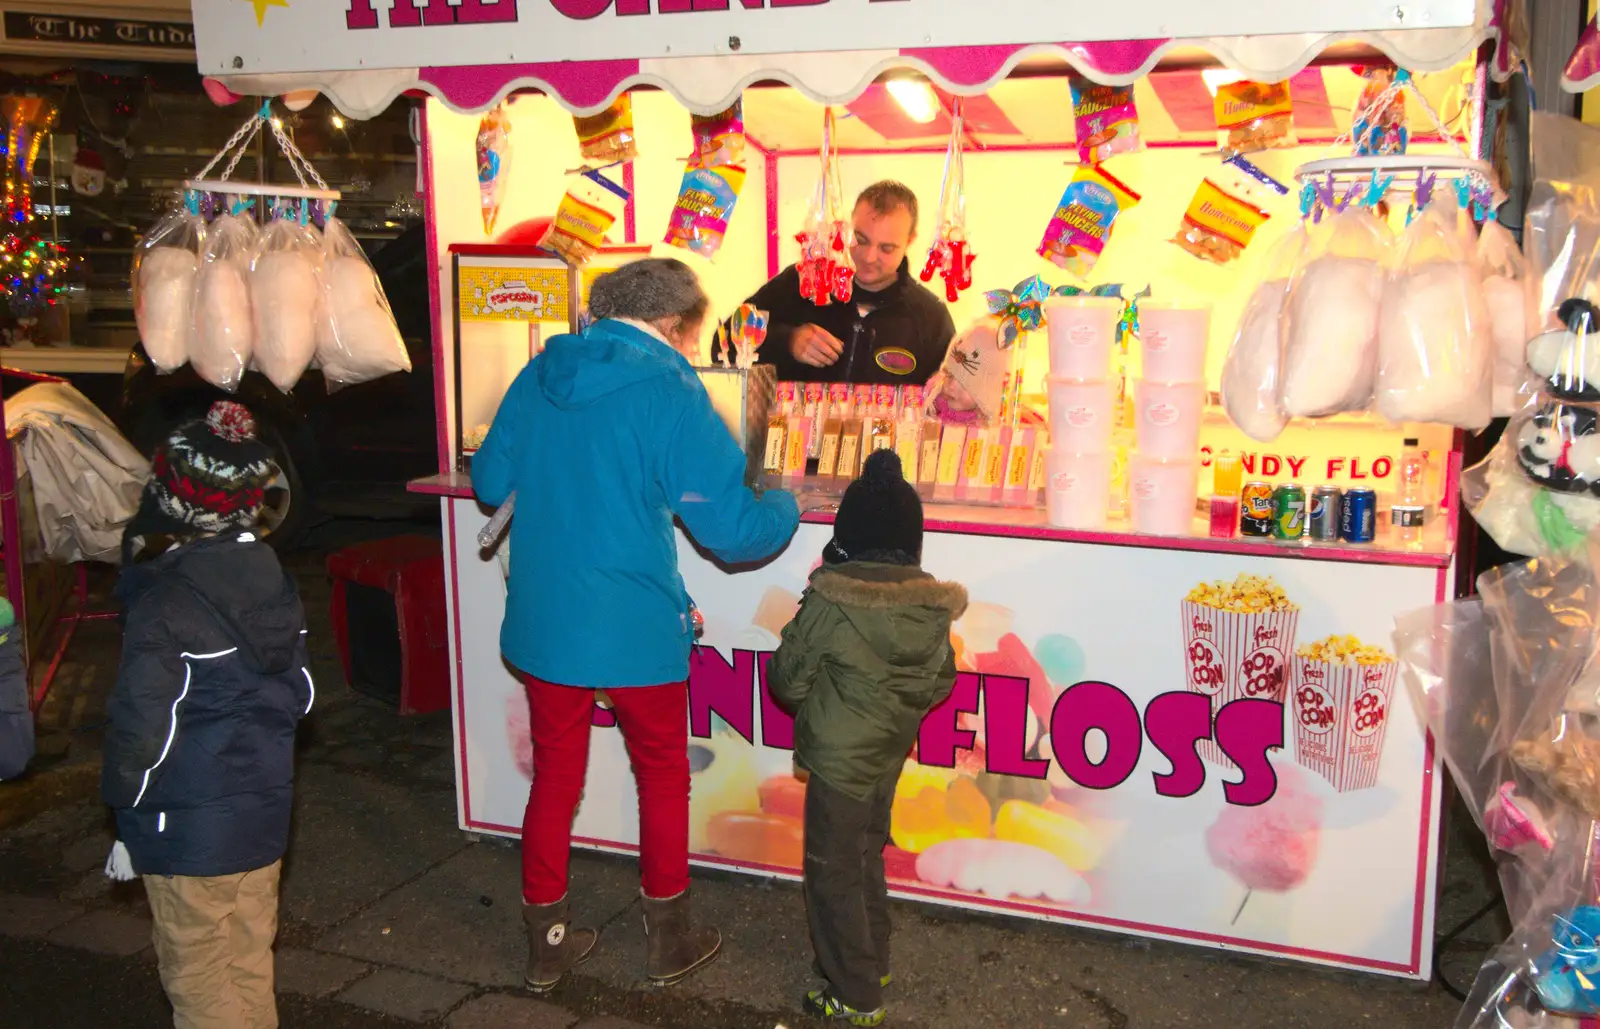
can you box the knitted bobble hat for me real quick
[823,450,924,566]
[129,400,275,542]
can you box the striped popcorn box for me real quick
[1290,654,1399,792]
[1180,599,1300,767]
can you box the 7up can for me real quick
[1272,483,1306,540]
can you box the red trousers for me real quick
[520,676,691,905]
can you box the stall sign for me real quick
[446,511,1446,978]
[1,10,194,58]
[459,265,569,323]
[192,0,1476,76]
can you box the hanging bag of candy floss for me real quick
[1478,217,1541,417]
[1290,635,1399,792]
[189,204,258,393]
[314,216,410,390]
[249,207,322,393]
[1036,165,1140,281]
[1375,194,1493,429]
[1181,574,1301,767]
[1279,203,1388,417]
[1221,222,1312,442]
[133,199,207,373]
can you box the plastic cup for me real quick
[1133,379,1206,460]
[1130,455,1199,536]
[1044,448,1112,529]
[1047,377,1115,454]
[1138,301,1211,383]
[1044,295,1122,381]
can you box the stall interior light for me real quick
[1202,69,1247,96]
[331,114,346,130]
[887,78,941,123]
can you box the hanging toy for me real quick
[919,98,976,303]
[477,102,512,235]
[795,108,854,306]
[1351,67,1409,157]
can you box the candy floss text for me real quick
[345,0,899,30]
[607,646,1288,807]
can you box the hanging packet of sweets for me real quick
[1172,174,1271,265]
[1214,80,1295,154]
[1036,165,1140,280]
[477,103,512,235]
[691,100,745,168]
[664,164,746,259]
[1070,78,1141,165]
[540,176,620,266]
[573,95,638,164]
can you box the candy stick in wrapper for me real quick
[477,103,512,235]
[478,492,515,549]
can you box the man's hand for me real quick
[789,324,844,368]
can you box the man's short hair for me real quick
[855,180,918,236]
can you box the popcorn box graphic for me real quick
[1181,599,1300,766]
[1290,656,1399,792]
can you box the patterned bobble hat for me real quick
[135,401,275,538]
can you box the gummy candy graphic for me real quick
[956,602,1014,653]
[914,837,1092,905]
[689,730,760,852]
[993,799,1104,871]
[706,810,804,868]
[1035,633,1086,686]
[891,773,992,853]
[505,690,533,781]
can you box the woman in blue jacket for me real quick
[472,258,799,993]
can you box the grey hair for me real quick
[587,258,710,325]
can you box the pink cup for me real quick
[1047,377,1115,454]
[1129,455,1200,536]
[1045,295,1122,380]
[1138,302,1210,383]
[1133,379,1205,460]
[1044,448,1111,529]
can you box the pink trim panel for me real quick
[421,105,451,477]
[420,58,642,113]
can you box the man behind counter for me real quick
[714,181,956,386]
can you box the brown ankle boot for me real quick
[522,897,598,993]
[641,889,721,986]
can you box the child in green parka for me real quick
[768,450,967,1027]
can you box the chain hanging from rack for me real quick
[185,100,341,221]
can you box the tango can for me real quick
[1272,483,1306,539]
[1240,481,1274,537]
[1309,486,1342,541]
[1340,488,1377,543]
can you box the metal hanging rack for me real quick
[183,101,342,207]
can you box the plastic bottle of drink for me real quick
[1392,437,1426,544]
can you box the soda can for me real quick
[1272,483,1307,539]
[1309,486,1342,541]
[1240,481,1274,537]
[1341,488,1377,543]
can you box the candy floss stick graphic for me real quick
[1290,636,1399,792]
[1181,575,1300,766]
[1206,763,1323,924]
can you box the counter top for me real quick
[409,472,1453,568]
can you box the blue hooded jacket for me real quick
[472,319,799,688]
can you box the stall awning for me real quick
[197,0,1511,120]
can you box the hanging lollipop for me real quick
[796,108,854,306]
[920,98,976,302]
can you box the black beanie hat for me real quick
[823,450,924,566]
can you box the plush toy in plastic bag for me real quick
[1280,205,1388,418]
[1480,218,1540,417]
[133,203,207,373]
[314,217,410,390]
[1375,195,1492,429]
[1398,543,1600,1027]
[189,209,258,392]
[1221,224,1312,441]
[250,212,322,393]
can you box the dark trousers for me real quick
[803,770,897,1012]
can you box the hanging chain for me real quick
[190,102,334,196]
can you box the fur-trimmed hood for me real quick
[806,562,967,667]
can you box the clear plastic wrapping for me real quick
[1220,224,1311,442]
[189,211,258,392]
[1280,206,1387,417]
[250,214,322,393]
[1479,218,1540,417]
[1375,196,1493,429]
[132,205,206,373]
[314,217,410,389]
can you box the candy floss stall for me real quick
[190,0,1519,980]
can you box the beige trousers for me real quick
[143,860,282,1029]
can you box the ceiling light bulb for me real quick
[887,78,940,124]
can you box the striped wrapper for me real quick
[1290,657,1399,792]
[1180,600,1300,767]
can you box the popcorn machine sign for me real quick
[458,265,570,323]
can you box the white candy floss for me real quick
[1221,278,1290,442]
[251,249,320,393]
[1377,258,1492,428]
[316,254,410,385]
[136,247,197,372]
[191,256,255,392]
[1280,255,1383,417]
